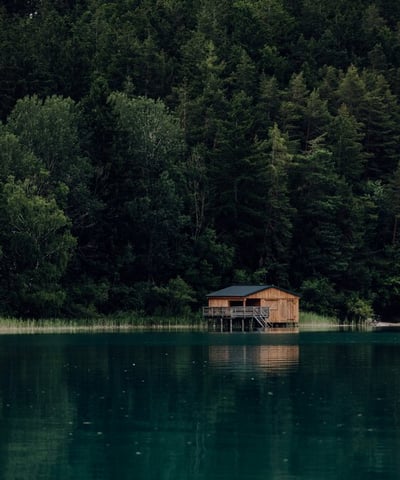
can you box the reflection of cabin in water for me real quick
[208,344,299,373]
[203,285,300,331]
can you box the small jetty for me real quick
[203,306,270,332]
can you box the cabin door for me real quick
[287,299,295,321]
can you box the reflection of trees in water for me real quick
[0,337,303,478]
[0,343,74,480]
[2,337,400,478]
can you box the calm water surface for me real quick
[1,330,400,479]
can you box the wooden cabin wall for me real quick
[247,288,299,323]
[208,298,230,307]
[262,299,299,323]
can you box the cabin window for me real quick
[246,299,261,306]
[229,301,242,307]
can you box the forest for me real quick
[1,0,400,320]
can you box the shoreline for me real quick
[0,320,206,334]
[0,311,368,334]
[0,322,359,335]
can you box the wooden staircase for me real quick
[253,313,271,329]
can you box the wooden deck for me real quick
[203,306,269,319]
[203,306,270,331]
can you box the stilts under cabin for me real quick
[203,285,300,332]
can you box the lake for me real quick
[1,330,400,479]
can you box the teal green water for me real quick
[1,330,400,479]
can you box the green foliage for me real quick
[64,276,110,318]
[107,93,187,285]
[6,95,97,228]
[2,0,400,319]
[0,128,43,182]
[328,104,367,184]
[346,295,374,321]
[152,277,196,316]
[253,124,295,284]
[184,227,234,301]
[0,178,76,316]
[290,144,353,283]
[299,278,339,316]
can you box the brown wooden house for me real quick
[203,285,300,331]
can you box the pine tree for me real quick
[259,124,295,284]
[328,104,368,185]
[278,72,309,148]
[361,71,400,179]
[290,140,354,286]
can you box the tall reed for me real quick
[299,311,339,325]
[0,313,205,333]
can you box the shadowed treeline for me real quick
[1,1,400,319]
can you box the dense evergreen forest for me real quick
[2,0,400,319]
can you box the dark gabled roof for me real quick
[206,285,300,298]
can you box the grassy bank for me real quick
[0,311,344,334]
[0,313,206,333]
[299,311,339,327]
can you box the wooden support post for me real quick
[220,317,223,332]
[230,317,232,332]
[242,318,244,332]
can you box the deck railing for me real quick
[202,306,269,319]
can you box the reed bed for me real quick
[299,311,340,329]
[0,314,206,334]
[0,311,346,334]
